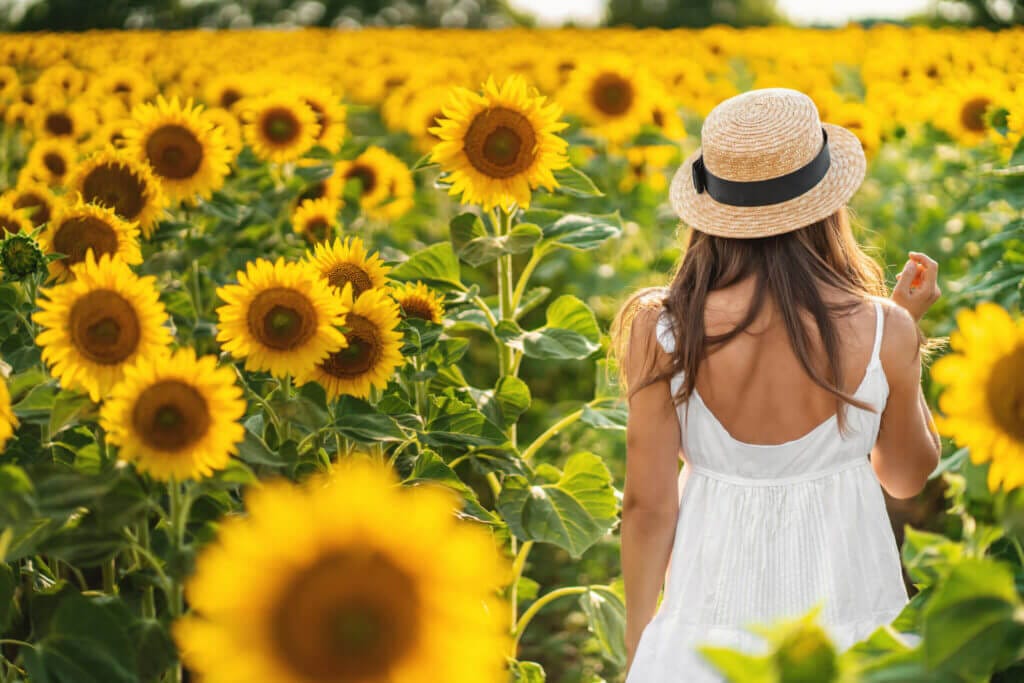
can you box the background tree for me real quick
[604,0,782,28]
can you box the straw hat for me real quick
[668,88,866,238]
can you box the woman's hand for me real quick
[892,251,940,322]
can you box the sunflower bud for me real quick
[773,623,838,683]
[0,233,47,281]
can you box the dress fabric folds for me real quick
[625,300,914,682]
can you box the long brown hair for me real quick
[609,206,888,434]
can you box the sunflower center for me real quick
[346,165,377,195]
[305,217,330,242]
[271,549,419,681]
[45,113,73,136]
[652,108,665,128]
[463,106,537,179]
[133,380,211,451]
[69,290,141,365]
[988,347,1024,443]
[81,164,146,221]
[590,73,635,116]
[400,296,436,321]
[0,216,22,235]
[220,89,242,109]
[145,124,204,179]
[53,215,119,266]
[261,108,301,145]
[44,152,67,176]
[247,287,317,351]
[320,314,380,377]
[326,263,373,296]
[14,193,50,226]
[960,97,991,133]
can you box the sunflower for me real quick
[562,56,655,144]
[31,99,96,141]
[297,282,404,400]
[6,180,58,228]
[124,95,232,203]
[430,74,569,211]
[215,257,349,379]
[100,347,246,481]
[32,251,173,403]
[88,67,156,110]
[402,87,453,154]
[240,93,320,164]
[932,303,1024,492]
[943,82,1004,145]
[365,158,415,222]
[296,83,347,153]
[202,107,243,156]
[291,198,341,244]
[69,150,167,238]
[173,458,511,683]
[85,118,132,152]
[202,73,253,112]
[39,198,142,282]
[0,66,19,101]
[305,235,391,299]
[0,372,17,452]
[0,197,32,236]
[22,137,78,186]
[389,280,445,324]
[331,146,396,210]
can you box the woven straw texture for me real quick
[669,88,866,238]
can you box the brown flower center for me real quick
[220,88,242,109]
[132,380,210,452]
[400,295,437,322]
[304,217,331,243]
[960,97,991,133]
[69,290,141,364]
[0,215,22,235]
[326,263,373,296]
[346,164,377,195]
[306,100,327,139]
[261,107,301,145]
[14,193,50,226]
[145,124,204,179]
[45,112,73,137]
[81,163,146,222]
[463,106,537,179]
[247,287,317,351]
[271,549,419,682]
[590,73,634,116]
[43,152,67,177]
[319,314,380,378]
[988,347,1024,443]
[52,215,119,266]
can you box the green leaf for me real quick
[528,210,622,252]
[459,223,543,267]
[0,561,15,632]
[407,449,498,523]
[628,124,680,147]
[697,646,774,683]
[496,451,618,558]
[580,403,627,430]
[496,296,602,360]
[293,162,334,182]
[922,557,1024,678]
[546,295,600,342]
[494,376,531,426]
[1010,136,1024,167]
[333,396,407,443]
[390,242,464,290]
[236,419,283,467]
[579,586,627,667]
[552,165,605,197]
[132,619,177,683]
[47,391,96,442]
[510,660,546,682]
[449,212,487,255]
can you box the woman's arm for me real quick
[620,304,683,672]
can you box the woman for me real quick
[610,88,941,681]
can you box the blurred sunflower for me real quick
[69,150,167,237]
[85,118,132,152]
[943,82,1003,145]
[430,73,569,211]
[88,67,156,110]
[215,257,348,378]
[365,158,414,222]
[390,280,445,324]
[39,198,142,282]
[6,180,56,229]
[298,282,404,400]
[291,197,341,244]
[332,146,396,210]
[241,93,320,164]
[403,87,453,154]
[36,63,87,99]
[305,235,390,298]
[296,83,347,153]
[0,66,19,101]
[0,373,17,452]
[101,347,246,481]
[32,251,172,403]
[932,302,1024,491]
[0,197,32,236]
[124,95,232,203]
[22,137,78,186]
[202,107,243,157]
[31,99,96,140]
[202,73,253,112]
[563,56,654,144]
[173,458,511,683]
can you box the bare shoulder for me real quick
[877,298,920,372]
[623,295,673,391]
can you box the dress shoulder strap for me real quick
[869,299,885,366]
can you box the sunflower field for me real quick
[0,23,1023,683]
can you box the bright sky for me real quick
[508,0,932,26]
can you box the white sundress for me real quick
[626,299,915,682]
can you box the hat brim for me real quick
[667,122,867,238]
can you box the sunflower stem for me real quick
[521,406,587,462]
[166,480,192,621]
[138,521,157,619]
[509,540,534,631]
[101,556,117,595]
[189,259,202,323]
[513,586,588,648]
